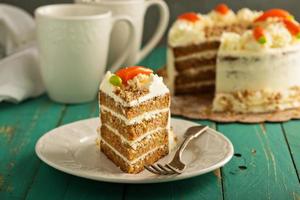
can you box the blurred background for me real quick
[1,0,299,46]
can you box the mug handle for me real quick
[109,15,135,72]
[137,0,169,63]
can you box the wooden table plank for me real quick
[218,123,300,200]
[171,173,223,200]
[0,96,65,200]
[282,121,300,181]
[63,177,124,200]
[25,164,72,200]
[25,100,124,200]
[124,182,173,200]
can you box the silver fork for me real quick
[145,125,209,175]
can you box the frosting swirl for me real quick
[168,18,205,47]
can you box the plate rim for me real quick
[35,117,234,184]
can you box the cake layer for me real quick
[170,38,217,96]
[175,50,217,62]
[101,105,168,125]
[175,58,216,71]
[179,65,215,76]
[101,141,168,174]
[101,110,169,141]
[175,69,215,85]
[100,92,170,119]
[176,81,215,95]
[101,125,168,160]
[172,41,220,57]
[102,124,166,147]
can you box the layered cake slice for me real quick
[98,66,175,173]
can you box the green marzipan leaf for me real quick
[258,36,267,44]
[109,75,122,86]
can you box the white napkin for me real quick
[0,4,45,103]
[0,4,35,57]
[0,44,45,103]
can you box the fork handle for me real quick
[178,126,208,157]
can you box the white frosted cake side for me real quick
[213,23,300,113]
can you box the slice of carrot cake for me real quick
[98,66,175,174]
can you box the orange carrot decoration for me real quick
[115,66,153,84]
[178,12,200,23]
[254,9,294,22]
[253,26,267,44]
[282,19,300,38]
[214,3,230,15]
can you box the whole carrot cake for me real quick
[167,4,300,113]
[98,66,175,173]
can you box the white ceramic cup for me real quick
[35,4,135,103]
[75,0,169,66]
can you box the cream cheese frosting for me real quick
[266,23,293,47]
[236,8,262,24]
[99,71,169,107]
[168,8,262,47]
[214,44,300,113]
[208,10,236,25]
[168,7,298,49]
[168,18,205,47]
[217,45,300,92]
[219,21,298,52]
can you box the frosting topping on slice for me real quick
[115,66,153,85]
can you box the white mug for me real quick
[35,4,135,103]
[75,0,169,66]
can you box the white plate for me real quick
[35,118,234,184]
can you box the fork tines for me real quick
[144,164,181,175]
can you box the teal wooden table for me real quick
[1,47,300,200]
